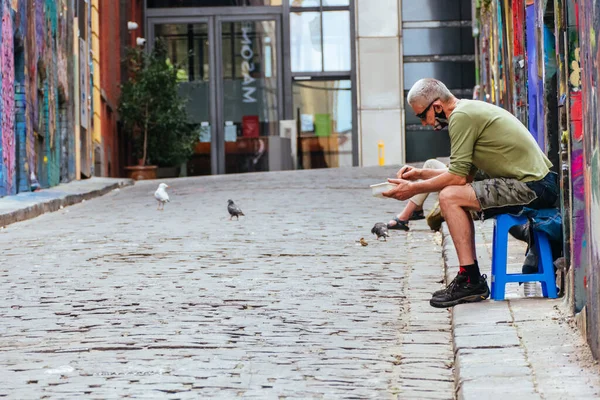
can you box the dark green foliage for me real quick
[118,40,197,167]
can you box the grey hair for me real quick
[407,78,453,107]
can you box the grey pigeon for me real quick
[227,199,245,220]
[371,222,389,241]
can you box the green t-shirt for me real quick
[447,99,552,182]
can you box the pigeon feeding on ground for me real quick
[154,183,170,211]
[227,199,245,220]
[371,222,390,241]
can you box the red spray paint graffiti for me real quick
[570,90,583,141]
[578,0,600,358]
[570,149,586,268]
[2,1,15,194]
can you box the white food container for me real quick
[370,182,397,198]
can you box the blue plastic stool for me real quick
[490,214,558,300]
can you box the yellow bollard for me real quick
[378,141,385,166]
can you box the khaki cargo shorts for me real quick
[470,172,558,220]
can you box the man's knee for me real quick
[423,158,445,169]
[439,186,459,207]
[423,159,437,169]
[439,185,476,209]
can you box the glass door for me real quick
[152,19,216,175]
[150,15,282,175]
[216,17,281,174]
[292,79,353,169]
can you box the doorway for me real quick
[149,14,282,175]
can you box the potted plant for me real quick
[119,40,197,180]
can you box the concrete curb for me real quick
[440,223,537,399]
[441,222,600,400]
[0,178,134,228]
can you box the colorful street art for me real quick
[565,1,588,316]
[526,3,543,148]
[578,0,600,359]
[1,1,15,195]
[0,0,75,196]
[475,0,528,122]
[511,0,527,124]
[475,0,600,358]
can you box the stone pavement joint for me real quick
[0,177,133,228]
[442,221,600,400]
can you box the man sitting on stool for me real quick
[383,78,559,308]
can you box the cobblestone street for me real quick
[0,167,453,399]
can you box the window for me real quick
[290,12,322,72]
[293,80,352,169]
[290,0,349,6]
[147,0,282,7]
[155,24,210,82]
[154,23,211,125]
[290,1,351,72]
[322,11,350,71]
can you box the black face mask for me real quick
[434,110,448,131]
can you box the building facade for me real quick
[143,0,356,175]
[98,0,119,177]
[140,0,474,175]
[74,0,93,179]
[94,0,144,178]
[357,0,475,165]
[85,0,144,179]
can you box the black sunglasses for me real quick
[415,98,439,120]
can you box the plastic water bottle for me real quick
[523,282,537,297]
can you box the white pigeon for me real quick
[154,183,170,211]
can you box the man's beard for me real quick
[434,110,448,131]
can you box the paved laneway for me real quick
[0,167,453,399]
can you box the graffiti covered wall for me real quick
[510,0,527,124]
[476,0,528,122]
[475,0,600,359]
[0,0,74,197]
[0,1,15,195]
[578,0,600,359]
[563,0,588,315]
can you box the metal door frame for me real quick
[214,14,283,174]
[146,2,358,171]
[148,13,283,174]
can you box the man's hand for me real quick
[382,178,415,200]
[396,165,421,180]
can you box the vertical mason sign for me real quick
[240,22,257,104]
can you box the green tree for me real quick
[118,40,197,167]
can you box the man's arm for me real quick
[386,112,478,200]
[401,166,447,180]
[411,171,467,193]
[384,171,467,201]
[419,168,447,180]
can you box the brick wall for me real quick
[100,0,120,105]
[99,0,121,177]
